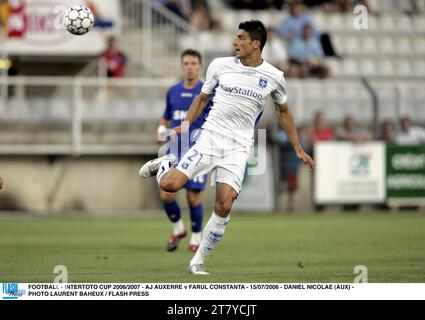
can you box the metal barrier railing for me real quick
[0,76,424,155]
[121,0,197,77]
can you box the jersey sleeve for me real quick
[271,74,288,105]
[201,58,221,95]
[162,89,172,120]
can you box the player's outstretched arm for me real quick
[275,103,315,172]
[174,92,211,134]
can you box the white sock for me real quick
[190,232,202,245]
[156,156,174,185]
[190,211,230,266]
[173,219,185,236]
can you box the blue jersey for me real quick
[162,80,210,137]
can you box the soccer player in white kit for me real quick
[140,20,315,275]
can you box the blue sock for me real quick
[190,204,203,233]
[164,200,181,223]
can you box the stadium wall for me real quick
[0,156,216,213]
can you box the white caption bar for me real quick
[1,283,425,300]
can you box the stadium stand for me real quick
[1,0,424,149]
[0,0,424,212]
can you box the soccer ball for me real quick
[63,5,94,36]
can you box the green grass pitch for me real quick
[0,212,424,283]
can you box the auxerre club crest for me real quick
[259,77,268,88]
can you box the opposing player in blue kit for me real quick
[156,49,210,253]
[141,21,315,274]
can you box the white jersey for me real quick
[201,57,288,147]
[396,127,425,145]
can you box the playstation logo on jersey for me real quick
[259,78,268,88]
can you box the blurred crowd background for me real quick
[0,0,424,213]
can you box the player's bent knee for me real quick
[160,178,179,193]
[160,171,188,193]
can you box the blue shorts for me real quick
[184,174,207,191]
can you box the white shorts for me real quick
[176,129,250,194]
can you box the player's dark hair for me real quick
[238,20,267,51]
[181,49,202,64]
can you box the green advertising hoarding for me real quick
[386,145,425,205]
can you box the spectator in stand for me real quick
[394,116,424,211]
[0,175,3,190]
[310,111,333,146]
[380,120,395,144]
[336,116,371,211]
[277,1,319,42]
[287,24,330,78]
[262,27,288,71]
[395,116,425,145]
[102,37,127,78]
[336,115,372,142]
[277,127,303,212]
[277,1,338,57]
[190,0,222,31]
[309,111,333,211]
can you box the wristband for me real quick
[157,125,167,135]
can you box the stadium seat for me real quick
[221,11,237,31]
[395,37,412,55]
[375,86,398,120]
[362,36,377,54]
[111,97,130,121]
[311,12,326,31]
[395,15,414,32]
[50,98,71,121]
[179,34,196,52]
[378,36,394,55]
[412,89,425,122]
[379,15,396,32]
[413,15,425,32]
[402,87,425,122]
[412,59,425,77]
[414,38,425,55]
[325,14,347,32]
[360,59,378,77]
[32,98,50,121]
[257,11,281,28]
[367,16,379,32]
[239,10,256,27]
[378,59,395,77]
[326,58,342,77]
[331,35,344,54]
[5,98,25,121]
[341,59,359,77]
[344,36,362,55]
[395,60,412,77]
